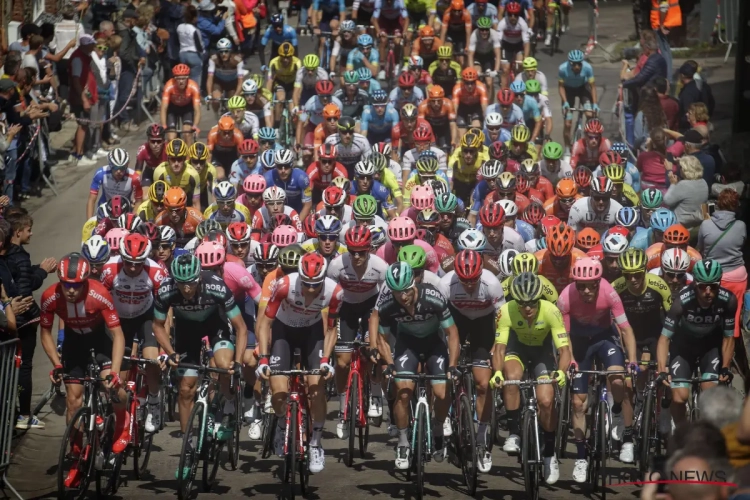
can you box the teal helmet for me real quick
[385,262,414,291]
[343,70,360,84]
[693,259,723,284]
[435,192,458,213]
[641,188,663,209]
[171,253,202,282]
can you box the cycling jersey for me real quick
[480,226,526,257]
[646,243,702,272]
[452,81,489,107]
[100,257,167,318]
[207,53,245,82]
[379,164,403,199]
[136,144,167,172]
[391,119,435,154]
[405,0,436,13]
[569,138,612,169]
[428,60,462,97]
[327,252,388,303]
[229,158,262,186]
[264,273,344,328]
[373,0,408,18]
[324,133,371,174]
[152,162,202,201]
[448,146,489,184]
[630,227,655,251]
[301,95,344,126]
[313,123,337,149]
[263,168,312,212]
[496,299,569,348]
[543,194,582,221]
[486,102,525,130]
[360,104,400,139]
[313,0,346,12]
[222,261,262,304]
[376,283,454,338]
[346,48,381,72]
[534,248,587,293]
[318,204,355,225]
[294,67,330,90]
[518,95,541,123]
[246,94,273,122]
[438,269,504,319]
[301,239,348,262]
[154,207,204,248]
[377,239,439,273]
[334,87,370,119]
[482,190,531,214]
[203,202,252,228]
[136,200,161,222]
[388,86,425,109]
[403,170,449,207]
[501,275,558,303]
[261,25,298,48]
[567,197,623,235]
[89,166,142,206]
[221,111,259,139]
[162,78,201,108]
[514,70,549,96]
[251,205,302,238]
[498,17,529,45]
[467,3,498,25]
[418,98,456,132]
[557,279,630,337]
[332,38,358,69]
[612,273,672,343]
[539,158,573,185]
[207,126,244,152]
[558,61,595,89]
[154,270,240,323]
[468,28,501,54]
[41,279,121,334]
[662,284,737,340]
[351,180,395,213]
[402,147,448,177]
[306,161,349,191]
[442,8,472,30]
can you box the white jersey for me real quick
[498,17,529,44]
[318,205,354,225]
[539,158,573,186]
[567,197,623,235]
[388,158,404,186]
[325,133,371,170]
[327,253,388,303]
[535,93,552,119]
[100,256,167,319]
[294,67,330,90]
[266,273,344,328]
[340,217,387,244]
[514,70,549,95]
[483,226,526,258]
[221,111,259,139]
[438,269,505,320]
[469,29,501,55]
[402,147,448,175]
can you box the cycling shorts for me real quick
[212,79,237,95]
[379,17,403,35]
[668,333,723,389]
[120,310,159,371]
[476,51,497,72]
[501,41,524,63]
[212,146,239,170]
[273,79,295,97]
[449,308,494,368]
[336,295,379,353]
[174,316,233,377]
[504,333,556,379]
[456,102,484,127]
[62,327,113,385]
[570,327,625,394]
[367,128,392,145]
[563,85,592,120]
[447,26,467,52]
[320,14,340,33]
[393,333,449,385]
[270,320,325,371]
[167,103,194,130]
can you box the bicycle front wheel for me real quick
[555,382,570,459]
[57,406,96,500]
[639,387,654,474]
[458,393,478,495]
[346,372,358,467]
[596,400,609,498]
[414,405,426,500]
[521,410,540,500]
[288,401,299,499]
[134,408,154,479]
[95,412,123,497]
[177,402,203,500]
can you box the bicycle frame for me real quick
[340,338,370,431]
[670,374,721,422]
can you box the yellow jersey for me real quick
[136,200,161,222]
[502,275,559,304]
[187,160,219,189]
[203,202,252,229]
[405,0,436,13]
[269,56,302,84]
[495,300,570,349]
[81,216,98,243]
[153,162,202,201]
[378,167,403,201]
[504,140,539,162]
[448,146,490,184]
[301,239,348,259]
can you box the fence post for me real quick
[0,338,23,500]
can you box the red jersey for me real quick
[40,280,120,333]
[569,137,613,169]
[534,248,587,293]
[136,143,167,171]
[391,118,435,153]
[484,191,531,213]
[532,177,555,201]
[306,161,349,191]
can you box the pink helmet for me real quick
[243,174,266,194]
[572,257,603,281]
[387,216,417,242]
[271,225,298,248]
[105,228,129,253]
[195,241,226,269]
[410,185,434,210]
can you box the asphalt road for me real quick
[8,3,642,499]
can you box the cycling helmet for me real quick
[172,64,190,77]
[369,152,389,173]
[118,213,143,232]
[218,116,235,132]
[58,252,91,283]
[395,245,425,270]
[521,202,545,226]
[242,78,259,95]
[262,187,286,206]
[316,79,335,96]
[238,138,259,156]
[573,165,592,188]
[480,159,504,180]
[416,208,440,228]
[357,67,373,81]
[590,176,613,195]
[171,253,201,283]
[509,80,525,94]
[413,126,432,143]
[216,37,232,51]
[599,151,622,169]
[302,54,320,69]
[401,103,418,120]
[584,119,604,135]
[398,72,416,88]
[457,228,487,251]
[410,185,435,210]
[609,225,630,238]
[315,214,343,235]
[354,160,377,177]
[226,222,251,244]
[148,180,168,205]
[318,144,338,161]
[455,250,483,281]
[419,25,435,37]
[299,253,328,283]
[546,223,575,257]
[323,186,346,208]
[388,217,417,242]
[478,203,505,228]
[497,199,519,217]
[274,149,295,167]
[525,79,542,94]
[536,238,548,251]
[510,272,543,302]
[618,248,647,272]
[271,225,298,248]
[271,213,292,229]
[385,261,414,291]
[512,252,539,275]
[147,124,165,139]
[576,227,600,250]
[603,163,626,183]
[105,198,131,223]
[254,242,280,264]
[82,236,110,265]
[302,214,318,239]
[476,16,493,29]
[213,181,237,202]
[460,133,481,150]
[498,249,519,279]
[189,142,210,161]
[615,207,639,229]
[340,20,356,31]
[661,247,690,273]
[195,241,226,269]
[370,226,387,249]
[278,244,304,270]
[436,45,453,59]
[228,95,246,110]
[572,257,603,281]
[357,34,374,47]
[505,1,522,14]
[462,67,478,82]
[495,171,516,192]
[468,127,486,144]
[163,187,187,209]
[258,127,276,141]
[435,192,458,214]
[485,113,503,128]
[540,215,561,235]
[371,90,389,105]
[243,174,266,195]
[428,86,445,99]
[159,226,176,246]
[497,88,515,106]
[343,70,360,84]
[415,156,439,175]
[352,194,378,219]
[331,177,351,192]
[490,141,509,161]
[278,41,294,57]
[345,225,372,250]
[601,233,629,255]
[522,56,538,70]
[260,150,275,170]
[650,208,677,232]
[105,228,128,253]
[611,142,629,158]
[338,116,357,131]
[520,158,540,176]
[568,49,585,63]
[322,103,341,121]
[195,219,222,240]
[120,232,154,264]
[108,148,129,169]
[555,179,577,198]
[641,188,663,209]
[542,141,564,161]
[663,224,690,246]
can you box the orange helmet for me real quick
[419,26,435,38]
[555,178,577,198]
[546,223,575,257]
[164,187,187,209]
[663,224,690,246]
[462,67,478,82]
[450,0,464,9]
[323,103,341,119]
[428,86,445,99]
[576,228,600,250]
[218,116,235,132]
[172,64,190,77]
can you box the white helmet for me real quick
[480,159,503,180]
[661,247,690,273]
[497,199,519,217]
[263,186,286,203]
[242,79,258,95]
[457,228,487,251]
[485,112,503,128]
[274,148,294,166]
[372,142,391,156]
[159,225,176,245]
[213,180,237,202]
[602,233,629,255]
[216,38,232,50]
[354,160,377,176]
[108,148,129,169]
[81,235,111,264]
[497,249,519,279]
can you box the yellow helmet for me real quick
[512,252,539,275]
[460,132,482,149]
[618,248,647,272]
[278,42,294,57]
[166,138,188,158]
[437,46,452,59]
[603,163,626,183]
[148,180,168,204]
[467,127,486,145]
[189,142,210,161]
[511,124,531,143]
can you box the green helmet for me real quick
[435,192,458,213]
[618,248,647,273]
[353,194,378,219]
[693,259,723,284]
[641,188,663,209]
[542,141,564,160]
[196,219,223,239]
[525,79,542,94]
[476,16,493,29]
[397,244,427,270]
[385,262,415,291]
[343,70,360,84]
[509,272,543,302]
[302,54,320,69]
[171,253,202,282]
[278,244,304,271]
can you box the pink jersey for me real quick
[556,279,630,337]
[222,261,262,303]
[376,239,440,274]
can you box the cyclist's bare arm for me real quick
[292,86,302,107]
[193,100,201,126]
[493,46,501,72]
[532,118,543,140]
[558,81,568,110]
[160,98,169,128]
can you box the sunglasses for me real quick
[168,208,184,214]
[260,140,275,145]
[517,300,539,308]
[217,201,234,207]
[459,278,480,287]
[575,281,600,291]
[247,192,263,198]
[277,165,293,170]
[158,243,174,250]
[243,154,258,160]
[177,280,200,287]
[326,117,338,122]
[96,44,108,51]
[622,271,645,278]
[302,281,324,288]
[559,197,576,204]
[587,134,601,140]
[319,234,338,242]
[463,149,477,154]
[486,126,501,132]
[663,271,685,280]
[266,201,284,206]
[592,196,609,202]
[350,249,369,257]
[62,282,85,289]
[340,130,354,135]
[149,140,163,145]
[357,175,373,181]
[256,262,277,270]
[697,283,720,291]
[320,159,335,165]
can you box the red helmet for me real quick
[316,80,335,96]
[413,126,432,142]
[136,221,160,244]
[202,230,228,248]
[106,195,131,219]
[599,150,622,168]
[58,253,90,283]
[303,214,318,239]
[243,174,266,194]
[345,226,372,250]
[254,242,279,264]
[172,63,190,76]
[573,165,592,189]
[540,215,561,234]
[584,118,604,135]
[323,186,346,207]
[195,241,226,269]
[239,139,259,156]
[515,172,531,194]
[398,72,416,88]
[490,141,508,161]
[521,202,545,226]
[505,1,522,14]
[299,253,328,283]
[497,89,515,106]
[120,233,151,263]
[479,203,505,228]
[318,143,338,160]
[226,222,251,244]
[272,213,292,229]
[147,124,164,138]
[454,249,483,281]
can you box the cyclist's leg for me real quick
[211,82,223,113]
[596,329,628,438]
[60,331,90,424]
[581,85,595,120]
[570,337,596,456]
[392,336,419,438]
[667,346,693,426]
[166,106,179,142]
[502,336,528,444]
[138,315,163,429]
[269,321,292,454]
[303,321,328,467]
[698,345,722,392]
[500,42,511,89]
[466,314,494,434]
[562,86,576,149]
[174,329,202,433]
[335,307,357,431]
[529,343,558,462]
[179,107,195,147]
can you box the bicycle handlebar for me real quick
[502,378,557,387]
[123,356,161,366]
[392,373,449,381]
[670,376,720,384]
[271,369,324,376]
[176,362,231,375]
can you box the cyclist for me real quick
[483,171,532,215]
[325,116,371,179]
[646,223,702,272]
[373,0,408,65]
[535,222,587,293]
[302,215,349,262]
[567,176,623,235]
[318,185,354,224]
[243,79,274,131]
[390,73,425,110]
[251,186,303,241]
[330,21,358,81]
[391,104,434,158]
[153,139,202,211]
[467,0,498,27]
[311,103,343,153]
[87,148,142,219]
[369,261,460,468]
[539,141,572,185]
[264,149,313,222]
[153,254,247,478]
[651,247,693,296]
[258,127,281,153]
[601,161,639,208]
[312,0,347,59]
[524,79,553,144]
[307,144,349,204]
[224,96,260,140]
[378,216,440,272]
[498,2,530,89]
[135,125,168,189]
[154,187,204,248]
[206,38,245,116]
[412,26,442,69]
[488,89,525,133]
[498,0,534,23]
[657,259,736,427]
[352,160,397,218]
[229,139,261,187]
[357,67,383,96]
[509,81,543,147]
[557,257,638,483]
[452,68,489,133]
[361,90,400,144]
[405,0,437,36]
[294,54,331,109]
[161,64,201,144]
[639,207,676,251]
[545,0,572,40]
[328,226,389,431]
[492,272,571,483]
[157,226,178,266]
[559,50,599,154]
[259,14,298,67]
[468,16,501,99]
[479,202,526,262]
[403,130,449,179]
[439,0,472,66]
[346,34,381,77]
[499,251,558,302]
[514,57,549,95]
[506,124,538,163]
[335,70,370,118]
[203,181,252,229]
[429,46,462,98]
[343,194,389,237]
[82,235,111,281]
[300,81,344,152]
[610,141,641,192]
[188,142,221,212]
[226,221,257,266]
[450,132,489,204]
[207,116,244,171]
[371,147,406,197]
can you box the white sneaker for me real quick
[443,416,452,437]
[544,455,560,484]
[395,446,411,470]
[94,148,109,158]
[503,434,521,454]
[377,70,386,80]
[545,33,552,46]
[432,436,446,463]
[572,458,588,483]
[477,445,492,473]
[76,156,97,167]
[16,415,45,430]
[659,409,673,436]
[336,419,349,439]
[611,411,624,441]
[620,442,634,463]
[368,396,383,417]
[243,408,255,421]
[309,446,325,473]
[144,404,160,433]
[248,420,263,440]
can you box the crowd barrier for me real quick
[0,338,22,500]
[714,0,739,63]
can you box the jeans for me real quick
[17,323,38,416]
[117,69,137,123]
[655,29,673,87]
[624,110,635,150]
[4,146,18,200]
[180,51,203,92]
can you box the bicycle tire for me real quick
[345,371,358,467]
[95,412,122,497]
[639,387,654,474]
[261,413,276,459]
[229,382,242,470]
[415,404,426,500]
[177,402,203,500]
[279,112,290,149]
[459,393,478,495]
[521,410,540,500]
[202,420,224,491]
[57,406,95,500]
[134,414,154,479]
[555,382,570,459]
[300,408,310,494]
[551,9,561,55]
[587,400,599,484]
[288,401,299,499]
[597,400,609,498]
[488,388,497,452]
[360,375,370,457]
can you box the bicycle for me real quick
[554,370,571,459]
[338,335,372,468]
[567,107,590,146]
[313,31,335,75]
[669,373,722,423]
[205,95,230,116]
[272,94,296,150]
[548,1,563,55]
[259,379,277,459]
[383,33,404,90]
[503,377,557,500]
[633,360,664,474]
[447,342,478,495]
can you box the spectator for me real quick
[668,420,730,462]
[66,34,99,168]
[234,0,260,57]
[0,221,17,343]
[197,2,226,57]
[0,122,21,178]
[664,155,708,229]
[697,189,747,334]
[156,0,184,73]
[664,452,733,500]
[178,4,207,91]
[637,127,670,192]
[52,5,86,100]
[105,35,122,146]
[1,211,56,430]
[88,37,110,161]
[116,10,146,132]
[699,386,744,431]
[40,24,76,103]
[682,128,717,188]
[650,0,681,89]
[98,20,116,42]
[9,24,41,55]
[633,86,667,152]
[679,61,715,132]
[654,75,679,131]
[133,8,155,94]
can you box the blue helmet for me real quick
[357,68,372,81]
[509,80,526,94]
[369,225,387,248]
[82,235,111,265]
[358,34,373,47]
[315,215,342,235]
[371,90,388,104]
[258,127,277,141]
[419,149,438,161]
[260,149,276,170]
[650,208,677,232]
[611,142,629,156]
[568,49,584,63]
[615,207,639,229]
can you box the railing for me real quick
[0,338,22,500]
[714,0,739,63]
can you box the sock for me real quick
[370,382,382,398]
[575,439,587,459]
[612,402,622,415]
[544,431,556,457]
[623,426,633,444]
[398,428,409,447]
[147,392,160,405]
[506,409,521,436]
[477,422,489,447]
[339,393,347,415]
[310,421,324,447]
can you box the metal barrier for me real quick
[715,0,739,63]
[0,338,22,500]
